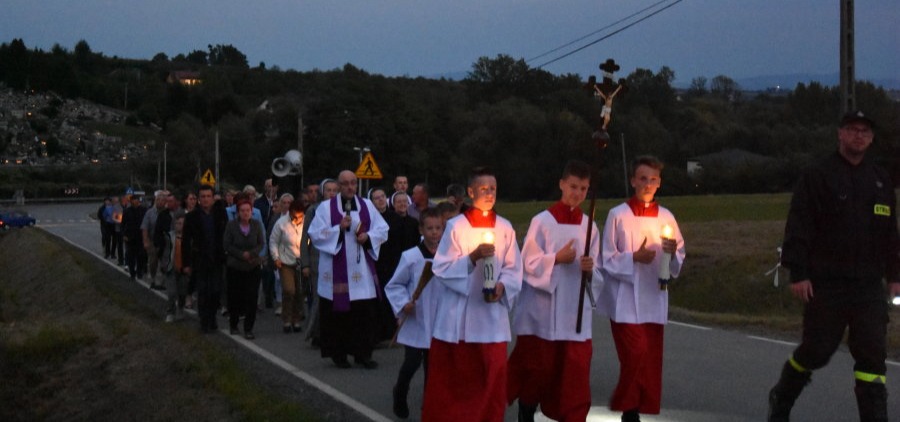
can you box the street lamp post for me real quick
[353,146,371,193]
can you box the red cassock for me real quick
[423,339,508,422]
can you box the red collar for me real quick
[464,207,496,228]
[547,201,582,225]
[627,196,659,217]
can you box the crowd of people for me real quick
[95,110,897,422]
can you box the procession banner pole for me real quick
[576,58,626,333]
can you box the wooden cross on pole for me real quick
[583,58,628,147]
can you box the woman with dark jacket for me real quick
[223,198,266,339]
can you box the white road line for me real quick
[669,320,711,330]
[40,227,391,422]
[747,336,797,347]
[887,360,900,368]
[231,337,392,422]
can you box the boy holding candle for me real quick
[507,160,604,422]
[597,155,685,422]
[422,167,524,422]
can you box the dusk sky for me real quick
[2,0,897,85]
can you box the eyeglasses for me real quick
[842,126,873,136]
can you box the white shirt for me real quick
[269,213,304,267]
[513,210,603,341]
[430,213,523,343]
[385,245,438,349]
[597,203,685,324]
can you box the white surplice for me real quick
[597,203,685,324]
[513,210,604,341]
[308,196,389,301]
[430,213,523,343]
[385,245,438,349]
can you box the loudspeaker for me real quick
[271,150,302,177]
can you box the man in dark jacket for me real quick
[122,195,147,280]
[182,185,229,333]
[768,111,900,422]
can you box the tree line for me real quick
[1,38,897,200]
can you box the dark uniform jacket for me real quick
[182,201,228,270]
[782,151,900,287]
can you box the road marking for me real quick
[669,320,711,330]
[40,227,391,422]
[747,336,797,346]
[230,337,392,422]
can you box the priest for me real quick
[308,170,389,369]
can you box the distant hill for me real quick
[734,72,899,91]
[433,70,900,91]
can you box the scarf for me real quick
[329,195,379,312]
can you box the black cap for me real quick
[840,110,875,128]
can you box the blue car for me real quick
[0,211,36,228]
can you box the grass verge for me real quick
[0,228,319,422]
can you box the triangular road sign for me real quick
[201,169,216,186]
[355,152,383,179]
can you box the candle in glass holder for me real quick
[658,224,673,290]
[481,231,496,301]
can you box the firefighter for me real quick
[768,110,900,422]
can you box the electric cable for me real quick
[534,0,684,69]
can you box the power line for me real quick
[533,0,685,70]
[526,0,673,63]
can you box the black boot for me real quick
[621,409,640,422]
[854,380,887,422]
[392,383,409,419]
[767,361,811,422]
[517,402,537,422]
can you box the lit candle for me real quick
[892,296,900,306]
[482,231,496,301]
[659,224,673,290]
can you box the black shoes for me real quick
[332,357,352,369]
[622,409,640,422]
[355,357,378,370]
[517,403,537,422]
[244,331,255,340]
[292,325,303,333]
[283,325,292,334]
[230,327,240,335]
[393,384,409,419]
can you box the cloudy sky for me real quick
[2,0,897,85]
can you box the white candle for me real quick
[659,224,673,289]
[482,231,496,299]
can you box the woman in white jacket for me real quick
[269,199,307,333]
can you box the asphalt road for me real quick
[22,202,900,421]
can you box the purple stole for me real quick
[329,195,380,312]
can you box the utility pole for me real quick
[298,116,305,189]
[215,130,220,191]
[840,0,856,114]
[621,133,628,198]
[163,142,168,191]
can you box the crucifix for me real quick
[583,58,627,146]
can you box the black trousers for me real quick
[125,236,146,278]
[792,280,888,377]
[319,297,378,360]
[195,264,223,331]
[396,346,429,389]
[227,266,261,332]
